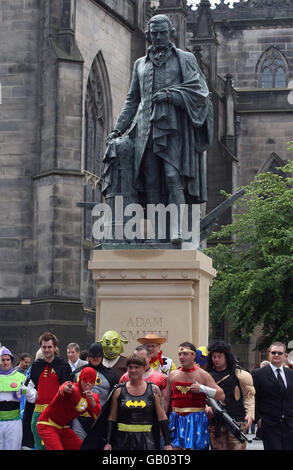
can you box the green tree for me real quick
[205,161,293,350]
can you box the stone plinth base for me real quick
[89,250,216,364]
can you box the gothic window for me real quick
[258,48,288,89]
[83,52,112,240]
[258,152,285,177]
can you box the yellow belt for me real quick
[34,404,49,413]
[37,418,69,430]
[172,407,205,414]
[117,423,152,433]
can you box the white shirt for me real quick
[270,363,287,388]
[70,359,80,372]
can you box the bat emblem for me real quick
[126,400,146,408]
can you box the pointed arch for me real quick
[256,47,288,89]
[258,152,286,176]
[83,50,113,240]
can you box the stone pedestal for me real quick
[89,250,216,365]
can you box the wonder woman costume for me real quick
[169,377,210,449]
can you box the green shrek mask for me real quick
[99,330,128,360]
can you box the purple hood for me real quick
[0,346,14,375]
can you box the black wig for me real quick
[206,340,237,373]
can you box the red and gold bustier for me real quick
[171,381,206,415]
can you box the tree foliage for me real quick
[205,161,293,350]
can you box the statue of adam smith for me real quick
[107,14,213,243]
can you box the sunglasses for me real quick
[271,351,284,355]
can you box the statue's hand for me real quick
[106,130,121,145]
[152,90,169,104]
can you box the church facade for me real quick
[0,0,292,367]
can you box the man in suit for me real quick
[66,343,88,372]
[252,341,293,450]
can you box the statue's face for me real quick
[149,21,171,49]
[101,331,124,360]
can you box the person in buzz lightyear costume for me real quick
[0,346,37,450]
[99,331,128,379]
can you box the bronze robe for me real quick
[113,44,213,204]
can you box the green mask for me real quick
[99,330,128,360]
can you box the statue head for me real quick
[146,14,176,48]
[99,330,128,360]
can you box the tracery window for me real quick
[259,48,288,89]
[83,52,112,240]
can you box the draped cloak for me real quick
[113,44,213,204]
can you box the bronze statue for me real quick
[104,14,213,245]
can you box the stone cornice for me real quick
[32,169,83,180]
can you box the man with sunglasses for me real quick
[252,341,293,450]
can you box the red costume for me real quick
[169,365,210,449]
[119,368,167,391]
[37,367,101,450]
[171,381,206,414]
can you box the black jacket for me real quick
[252,364,293,428]
[22,356,71,448]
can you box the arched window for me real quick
[83,51,112,240]
[258,152,285,176]
[258,48,288,89]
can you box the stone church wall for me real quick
[216,25,293,186]
[0,0,41,301]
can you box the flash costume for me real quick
[37,367,100,450]
[71,361,118,439]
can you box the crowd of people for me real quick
[0,332,293,451]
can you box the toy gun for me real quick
[206,397,250,443]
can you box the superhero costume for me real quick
[112,382,158,450]
[169,369,210,449]
[70,361,118,439]
[37,367,100,450]
[22,356,71,450]
[81,383,161,450]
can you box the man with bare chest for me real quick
[164,342,224,450]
